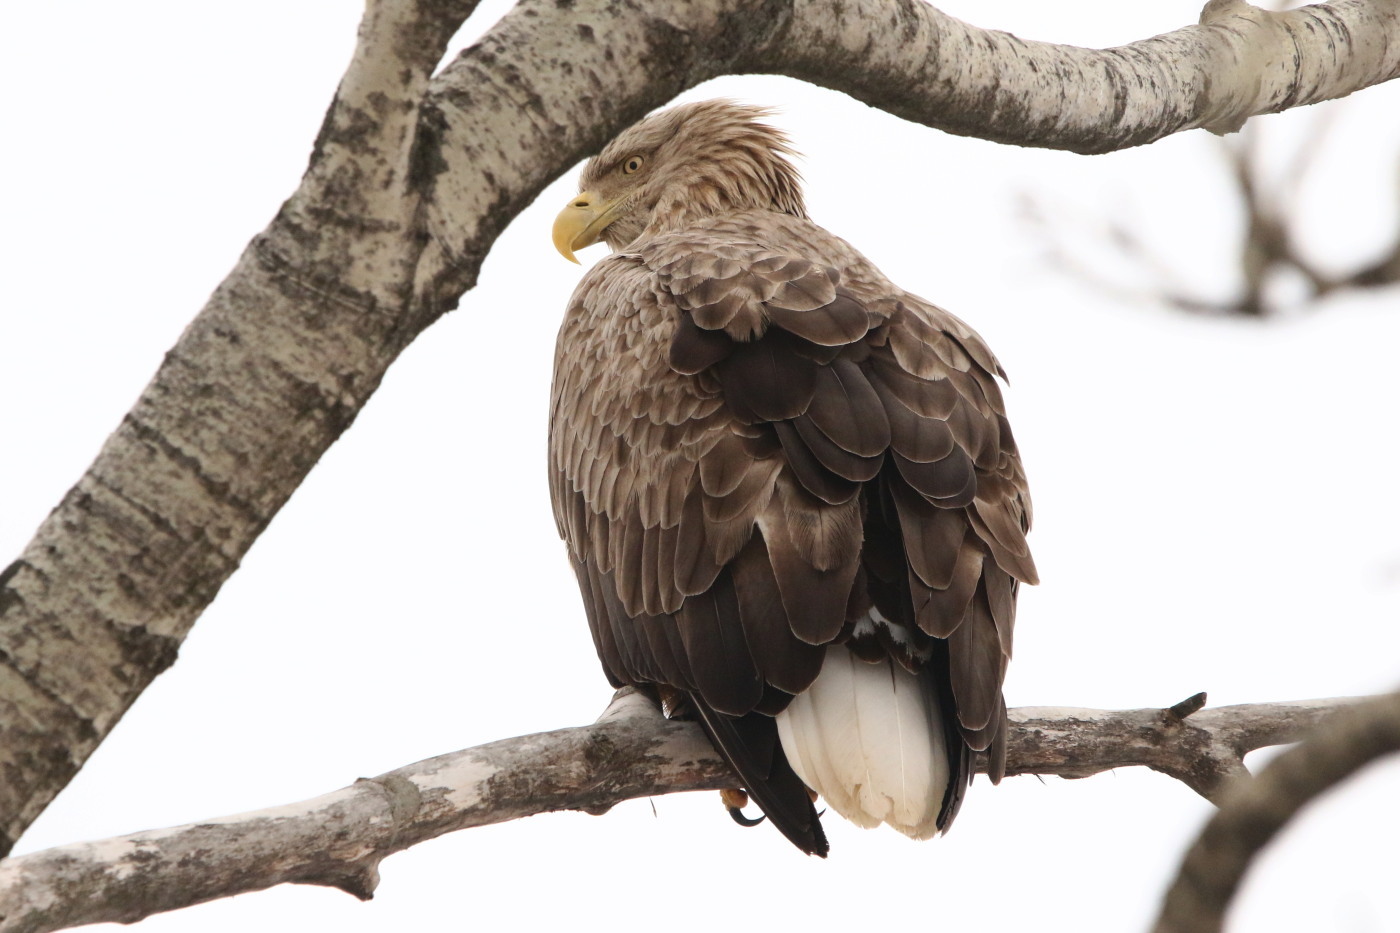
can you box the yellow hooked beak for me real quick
[552,191,625,263]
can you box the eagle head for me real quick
[552,99,808,262]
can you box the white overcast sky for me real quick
[4,2,1400,931]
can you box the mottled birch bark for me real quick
[1,0,1397,865]
[0,0,484,856]
[0,692,1365,933]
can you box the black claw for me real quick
[728,806,767,828]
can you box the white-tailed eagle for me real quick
[549,100,1035,856]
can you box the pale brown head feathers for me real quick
[553,100,807,261]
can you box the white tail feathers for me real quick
[775,645,949,839]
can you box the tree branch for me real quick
[0,691,1365,933]
[1007,693,1370,800]
[759,0,1400,154]
[4,0,1397,857]
[1153,690,1400,933]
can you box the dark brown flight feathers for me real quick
[549,101,1035,856]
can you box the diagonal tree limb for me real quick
[0,691,1367,933]
[0,0,491,858]
[1152,689,1400,933]
[3,0,1398,857]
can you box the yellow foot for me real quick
[720,788,766,827]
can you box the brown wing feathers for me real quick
[551,218,1033,855]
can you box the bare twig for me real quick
[0,691,1367,933]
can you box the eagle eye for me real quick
[623,156,644,175]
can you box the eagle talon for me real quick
[728,807,767,828]
[720,787,766,827]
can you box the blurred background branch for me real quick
[1028,95,1400,316]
